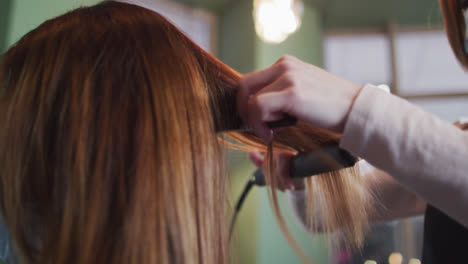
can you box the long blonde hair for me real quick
[0,1,371,263]
[0,2,232,263]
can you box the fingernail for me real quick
[261,129,273,143]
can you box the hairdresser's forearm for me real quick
[340,84,468,228]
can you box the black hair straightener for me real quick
[218,115,358,240]
[228,143,357,240]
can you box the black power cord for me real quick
[228,170,265,241]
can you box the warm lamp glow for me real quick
[408,259,421,264]
[389,252,403,264]
[253,0,303,43]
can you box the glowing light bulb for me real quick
[388,252,403,264]
[363,260,377,264]
[253,0,303,43]
[408,259,421,264]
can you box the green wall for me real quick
[218,0,256,74]
[324,0,443,30]
[3,0,100,52]
[0,0,12,53]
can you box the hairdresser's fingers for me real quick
[247,91,293,142]
[241,55,363,134]
[275,151,305,191]
[251,73,295,97]
[250,74,296,122]
[249,150,304,192]
[237,57,297,121]
[241,59,296,95]
[248,152,265,168]
[248,150,288,190]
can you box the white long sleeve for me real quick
[340,84,468,227]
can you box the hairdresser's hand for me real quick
[238,55,362,142]
[248,152,305,191]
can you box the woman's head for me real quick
[0,1,238,263]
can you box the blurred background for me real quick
[1,0,467,263]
